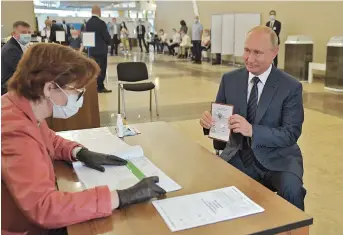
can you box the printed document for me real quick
[152,186,264,232]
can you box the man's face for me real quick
[112,18,116,24]
[243,31,278,75]
[13,25,31,39]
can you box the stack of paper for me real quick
[57,128,181,192]
[152,186,264,232]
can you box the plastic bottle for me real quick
[116,114,124,137]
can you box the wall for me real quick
[156,1,343,69]
[155,1,194,37]
[1,0,36,37]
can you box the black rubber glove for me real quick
[76,148,127,172]
[117,176,166,208]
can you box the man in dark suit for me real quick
[61,19,71,44]
[86,5,112,93]
[266,10,281,67]
[200,26,306,210]
[1,21,31,95]
[109,18,120,56]
[49,20,64,43]
[136,19,148,53]
[81,19,87,32]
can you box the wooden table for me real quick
[55,122,313,235]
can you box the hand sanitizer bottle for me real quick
[116,114,124,138]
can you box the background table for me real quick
[55,122,313,235]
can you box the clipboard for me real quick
[208,102,234,142]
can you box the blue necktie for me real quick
[247,77,260,124]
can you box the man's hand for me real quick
[229,114,252,137]
[199,111,213,129]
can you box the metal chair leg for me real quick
[118,85,121,114]
[154,88,159,116]
[121,87,127,119]
[149,90,152,112]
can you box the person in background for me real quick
[86,5,112,93]
[266,10,281,67]
[1,21,31,95]
[61,19,71,45]
[180,20,188,34]
[41,19,51,42]
[80,19,87,32]
[2,43,166,235]
[191,15,203,64]
[200,26,305,211]
[178,30,192,59]
[68,29,84,52]
[157,29,168,54]
[49,20,64,43]
[167,28,181,56]
[120,22,131,56]
[201,29,211,61]
[147,32,159,52]
[136,19,149,53]
[109,18,120,56]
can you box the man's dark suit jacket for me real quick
[49,23,64,43]
[266,20,281,45]
[1,37,23,94]
[208,66,304,179]
[136,25,146,39]
[86,16,111,56]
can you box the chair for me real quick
[117,62,159,119]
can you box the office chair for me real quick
[117,62,159,119]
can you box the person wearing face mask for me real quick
[178,30,192,59]
[136,19,149,53]
[191,15,203,64]
[120,21,131,56]
[68,29,84,52]
[266,10,281,67]
[1,21,31,95]
[157,29,168,54]
[1,43,166,235]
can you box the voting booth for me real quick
[284,36,313,81]
[46,81,100,132]
[325,36,343,92]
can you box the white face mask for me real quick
[49,84,84,119]
[194,19,198,23]
[18,34,31,45]
[270,15,276,21]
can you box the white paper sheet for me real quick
[82,32,95,47]
[56,31,65,42]
[209,103,233,142]
[57,128,181,192]
[153,186,264,232]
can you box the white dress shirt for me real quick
[113,24,118,34]
[247,64,272,103]
[14,37,27,52]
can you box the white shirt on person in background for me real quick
[113,24,118,35]
[160,33,168,42]
[180,34,192,47]
[192,21,203,41]
[201,35,210,47]
[169,33,181,45]
[247,64,272,103]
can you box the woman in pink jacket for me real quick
[1,43,166,235]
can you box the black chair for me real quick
[116,62,159,119]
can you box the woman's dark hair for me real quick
[8,43,99,101]
[120,22,127,30]
[180,20,186,26]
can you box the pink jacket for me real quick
[1,92,112,234]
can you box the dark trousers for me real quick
[228,150,306,211]
[92,54,107,90]
[157,42,167,53]
[168,43,179,55]
[138,35,148,52]
[273,55,278,68]
[192,40,201,62]
[110,34,119,55]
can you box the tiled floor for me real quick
[100,51,343,235]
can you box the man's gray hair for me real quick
[248,25,278,48]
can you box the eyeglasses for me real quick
[65,85,86,101]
